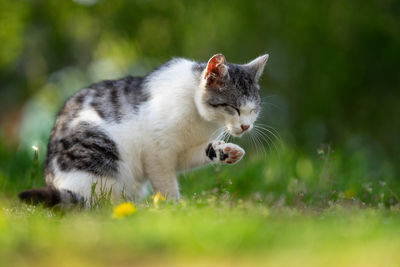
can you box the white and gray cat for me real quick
[19,53,269,206]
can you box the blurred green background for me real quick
[0,0,399,204]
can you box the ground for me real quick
[0,145,399,266]
[1,199,400,267]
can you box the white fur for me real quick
[52,58,263,204]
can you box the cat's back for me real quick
[44,75,149,183]
[57,58,197,130]
[45,58,201,183]
[53,76,147,132]
[81,75,147,123]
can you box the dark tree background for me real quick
[0,0,399,176]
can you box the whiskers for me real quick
[210,127,232,142]
[248,123,283,158]
[209,123,283,159]
[261,95,282,112]
[250,95,284,158]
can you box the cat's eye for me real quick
[211,103,240,116]
[225,105,240,116]
[224,105,240,116]
[232,107,240,116]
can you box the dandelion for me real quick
[152,192,166,206]
[344,189,356,199]
[112,202,136,219]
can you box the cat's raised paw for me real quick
[208,141,245,165]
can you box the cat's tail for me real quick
[18,187,84,207]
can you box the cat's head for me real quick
[196,53,268,137]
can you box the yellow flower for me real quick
[152,192,166,206]
[112,202,136,218]
[344,189,356,199]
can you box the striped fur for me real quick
[19,54,268,207]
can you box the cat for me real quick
[18,53,269,207]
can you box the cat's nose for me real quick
[241,125,250,132]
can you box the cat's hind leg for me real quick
[52,168,138,207]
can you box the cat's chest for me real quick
[176,108,216,143]
[149,101,214,143]
[153,111,216,151]
[180,119,216,145]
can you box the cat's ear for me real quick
[204,54,229,88]
[246,54,269,82]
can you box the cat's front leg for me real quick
[144,155,180,200]
[206,141,245,165]
[148,173,180,201]
[177,141,245,172]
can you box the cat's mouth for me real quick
[231,131,244,137]
[227,125,253,137]
[228,128,246,137]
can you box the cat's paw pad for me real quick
[208,141,245,164]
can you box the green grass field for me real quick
[0,0,398,265]
[0,144,399,266]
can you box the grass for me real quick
[1,199,400,266]
[0,142,399,266]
